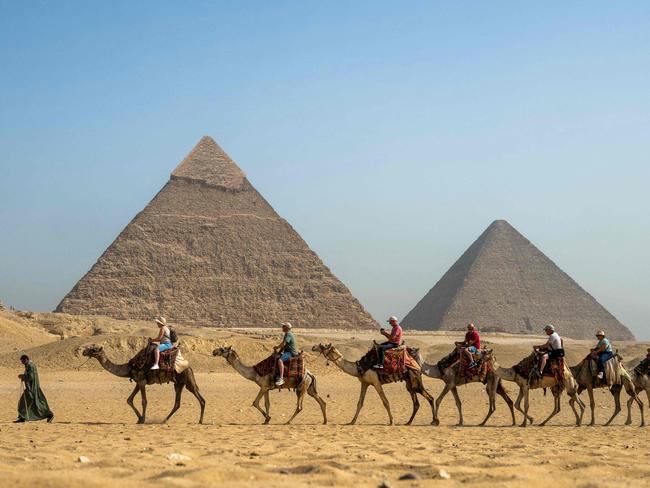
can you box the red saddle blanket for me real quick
[458,350,493,382]
[253,354,305,381]
[514,353,564,383]
[357,347,421,375]
[128,345,179,373]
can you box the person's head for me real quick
[596,330,606,340]
[467,323,476,331]
[155,317,167,328]
[281,322,292,333]
[544,324,555,336]
[387,316,399,327]
[20,354,29,365]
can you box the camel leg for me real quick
[163,381,184,424]
[415,379,438,425]
[264,391,271,424]
[540,387,562,426]
[435,383,455,424]
[567,382,585,426]
[586,386,596,426]
[286,384,307,425]
[513,386,533,425]
[374,383,394,426]
[479,379,498,427]
[496,381,516,426]
[404,379,420,426]
[184,370,206,424]
[252,388,270,424]
[306,375,327,424]
[138,384,148,424]
[625,383,644,426]
[605,385,622,426]
[348,383,369,425]
[521,385,533,427]
[126,384,143,422]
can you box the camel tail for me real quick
[543,387,547,396]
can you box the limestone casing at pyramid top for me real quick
[171,136,246,191]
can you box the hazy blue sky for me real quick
[1,2,649,338]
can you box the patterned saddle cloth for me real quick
[356,346,420,375]
[458,349,493,382]
[514,352,564,383]
[253,354,305,381]
[128,344,179,373]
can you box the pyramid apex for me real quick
[171,136,246,190]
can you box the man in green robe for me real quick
[15,355,54,423]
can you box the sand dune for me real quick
[1,311,649,487]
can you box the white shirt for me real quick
[547,331,562,350]
[161,326,171,344]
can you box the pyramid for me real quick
[56,136,377,329]
[402,220,634,340]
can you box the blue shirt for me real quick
[596,337,612,353]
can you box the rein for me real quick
[76,357,92,370]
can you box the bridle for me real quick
[320,345,342,363]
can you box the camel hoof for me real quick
[431,419,440,426]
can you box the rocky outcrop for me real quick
[403,220,634,340]
[57,136,376,329]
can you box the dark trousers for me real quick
[377,342,398,365]
[598,351,614,373]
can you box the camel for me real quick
[494,350,585,427]
[414,349,516,426]
[312,343,438,426]
[212,346,326,425]
[624,353,650,425]
[82,344,205,424]
[571,355,644,426]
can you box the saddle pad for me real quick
[253,354,304,380]
[357,347,420,375]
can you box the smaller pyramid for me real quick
[402,220,634,340]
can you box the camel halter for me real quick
[322,346,342,363]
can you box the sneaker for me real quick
[597,372,604,379]
[150,364,160,370]
[13,418,25,423]
[468,361,478,369]
[373,364,384,369]
[275,377,285,386]
[46,414,54,423]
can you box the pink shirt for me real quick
[389,324,403,345]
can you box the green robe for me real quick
[18,361,53,421]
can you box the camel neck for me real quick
[228,353,258,381]
[422,362,442,378]
[96,353,131,378]
[496,366,516,382]
[330,350,360,377]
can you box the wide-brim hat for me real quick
[281,322,292,329]
[155,317,167,326]
[596,330,605,337]
[544,324,555,332]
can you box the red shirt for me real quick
[389,324,403,345]
[464,330,480,349]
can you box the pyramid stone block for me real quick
[56,136,377,329]
[402,220,634,340]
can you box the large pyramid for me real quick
[402,220,634,340]
[56,136,377,329]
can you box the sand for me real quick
[1,311,649,487]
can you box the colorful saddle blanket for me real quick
[514,353,564,383]
[458,349,493,382]
[356,346,420,375]
[128,344,179,373]
[253,354,305,381]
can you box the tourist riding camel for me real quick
[455,323,481,369]
[591,330,614,379]
[150,317,173,370]
[536,324,563,377]
[274,322,297,386]
[374,316,403,369]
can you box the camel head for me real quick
[213,346,233,359]
[82,344,104,358]
[312,343,341,362]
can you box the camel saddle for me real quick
[458,349,493,382]
[128,344,188,374]
[253,353,305,382]
[587,355,621,387]
[634,356,650,377]
[356,346,420,375]
[514,351,565,383]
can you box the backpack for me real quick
[169,327,178,343]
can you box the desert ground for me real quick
[1,310,649,487]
